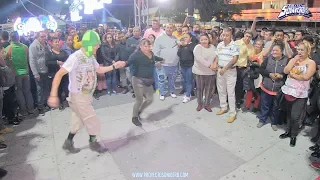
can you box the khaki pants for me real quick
[67,93,100,135]
[217,68,237,115]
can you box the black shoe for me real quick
[89,141,108,153]
[0,143,7,150]
[59,104,65,111]
[132,117,142,126]
[179,89,185,95]
[241,107,250,113]
[252,108,259,113]
[191,90,195,97]
[290,137,296,147]
[236,103,241,109]
[311,134,320,143]
[0,168,7,178]
[279,132,291,139]
[62,139,80,154]
[38,108,45,115]
[311,150,320,158]
[310,144,320,152]
[8,118,20,126]
[132,94,135,98]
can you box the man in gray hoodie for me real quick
[153,24,179,101]
[29,31,51,114]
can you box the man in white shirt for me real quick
[215,28,239,123]
[47,30,126,154]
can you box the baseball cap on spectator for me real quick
[262,27,268,31]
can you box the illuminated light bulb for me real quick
[56,0,60,1]
[65,0,69,4]
[78,5,83,10]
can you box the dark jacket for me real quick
[46,49,69,77]
[311,49,320,67]
[127,51,162,79]
[259,55,289,92]
[243,59,260,92]
[177,42,196,68]
[117,42,130,61]
[96,47,103,65]
[126,36,141,56]
[100,43,119,66]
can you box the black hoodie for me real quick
[177,42,197,68]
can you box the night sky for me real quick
[0,0,134,24]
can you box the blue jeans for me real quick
[106,70,118,91]
[258,91,280,125]
[180,67,193,97]
[35,73,50,108]
[159,66,177,95]
[153,66,159,90]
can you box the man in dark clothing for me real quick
[116,32,130,94]
[1,31,10,48]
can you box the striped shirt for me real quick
[216,41,239,67]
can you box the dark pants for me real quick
[258,91,280,125]
[181,67,193,97]
[15,75,34,114]
[58,75,69,103]
[35,73,50,109]
[235,67,246,104]
[195,74,216,106]
[116,69,120,84]
[29,70,37,107]
[106,70,118,92]
[3,86,17,121]
[286,98,307,137]
[132,76,154,118]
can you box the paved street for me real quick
[0,93,319,180]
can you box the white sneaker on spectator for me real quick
[183,96,190,103]
[160,95,165,101]
[170,93,177,98]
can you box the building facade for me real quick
[229,0,320,22]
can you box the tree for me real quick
[197,0,242,22]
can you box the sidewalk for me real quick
[0,93,318,180]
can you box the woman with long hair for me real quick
[125,38,163,126]
[280,42,316,147]
[192,33,217,112]
[101,33,119,95]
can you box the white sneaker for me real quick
[160,95,165,101]
[182,96,190,103]
[170,93,177,98]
